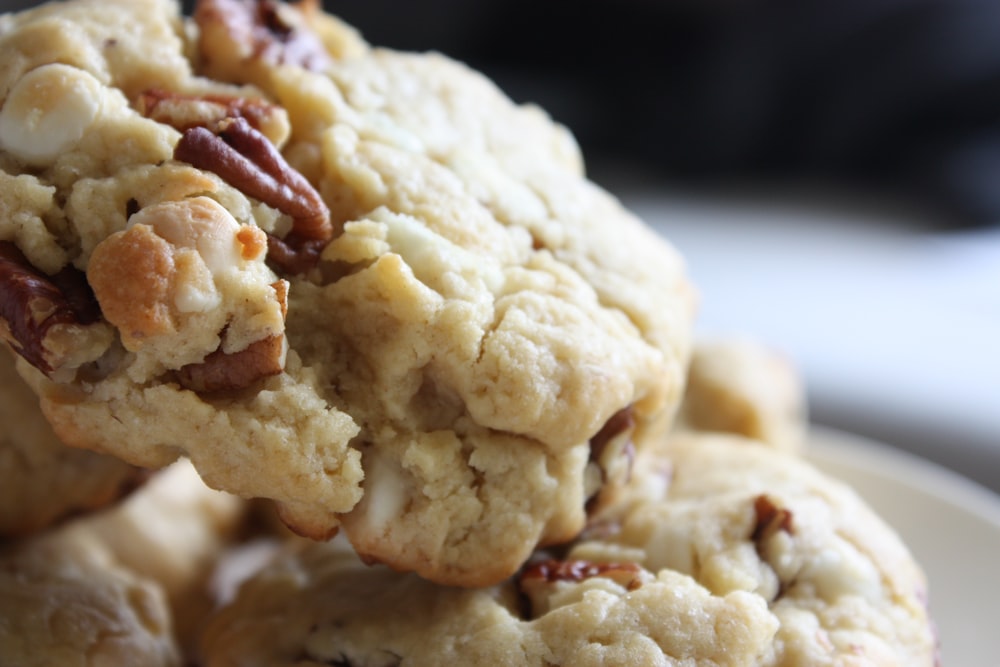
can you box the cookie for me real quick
[0,530,181,667]
[675,338,806,452]
[199,433,936,666]
[0,347,146,537]
[61,458,248,658]
[0,456,247,663]
[581,433,936,665]
[0,0,695,586]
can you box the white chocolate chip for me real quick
[0,64,103,166]
[362,453,410,533]
[171,250,222,314]
[131,197,244,276]
[125,198,253,315]
[377,209,505,295]
[800,540,883,603]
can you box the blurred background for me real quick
[4,0,1000,492]
[325,0,1000,494]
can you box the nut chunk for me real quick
[0,241,113,378]
[174,117,332,275]
[87,197,287,387]
[137,88,291,148]
[519,559,649,617]
[194,0,334,77]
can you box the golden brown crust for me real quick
[88,223,177,346]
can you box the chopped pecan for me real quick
[585,406,636,512]
[173,117,332,274]
[176,332,285,393]
[262,233,328,275]
[175,118,328,233]
[751,495,796,601]
[751,494,794,546]
[175,279,289,393]
[589,406,636,469]
[138,89,288,144]
[194,0,332,71]
[518,558,645,617]
[48,265,102,326]
[519,559,644,588]
[0,241,102,375]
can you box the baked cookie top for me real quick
[0,347,145,537]
[0,530,181,667]
[675,338,807,453]
[200,434,936,667]
[0,0,695,586]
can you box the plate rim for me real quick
[806,425,1000,530]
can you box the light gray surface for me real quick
[626,187,1000,493]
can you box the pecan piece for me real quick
[0,241,106,375]
[261,233,328,276]
[520,559,645,587]
[584,406,636,513]
[589,407,636,469]
[174,278,287,393]
[173,117,332,274]
[137,89,289,146]
[751,494,794,546]
[194,0,332,72]
[518,559,646,618]
[751,495,796,600]
[176,330,285,393]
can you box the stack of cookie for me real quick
[0,0,938,664]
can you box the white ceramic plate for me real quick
[808,428,1000,667]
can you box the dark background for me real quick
[5,0,1000,227]
[330,0,1000,229]
[324,0,1000,230]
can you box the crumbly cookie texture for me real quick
[675,338,807,453]
[0,530,181,667]
[0,0,695,586]
[0,348,145,537]
[586,434,935,666]
[201,539,778,667]
[200,434,936,667]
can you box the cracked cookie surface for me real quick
[200,434,936,667]
[0,0,695,586]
